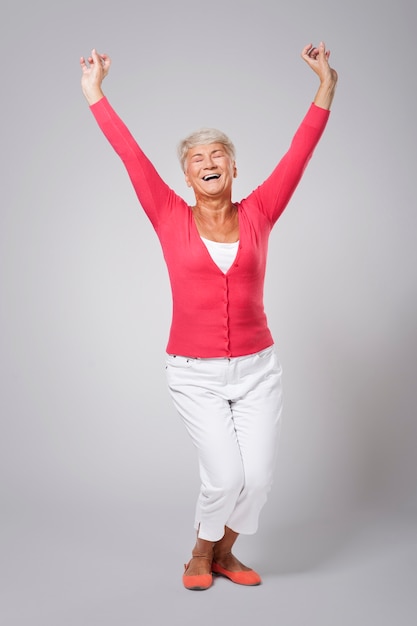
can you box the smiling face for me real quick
[184,143,237,201]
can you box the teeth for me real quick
[203,174,220,181]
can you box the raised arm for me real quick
[79,49,182,230]
[245,43,337,225]
[301,41,338,110]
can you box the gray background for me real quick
[1,0,416,624]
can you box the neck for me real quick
[193,197,235,223]
[192,197,239,243]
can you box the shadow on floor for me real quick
[248,512,369,575]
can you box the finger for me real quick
[302,43,313,57]
[92,49,110,72]
[91,48,103,66]
[318,41,327,59]
[302,43,321,62]
[101,54,111,67]
[80,56,89,71]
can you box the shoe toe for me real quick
[212,562,261,586]
[183,573,213,590]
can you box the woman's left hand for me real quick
[301,42,338,86]
[302,41,338,110]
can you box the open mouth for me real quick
[202,174,221,181]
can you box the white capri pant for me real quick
[165,345,283,542]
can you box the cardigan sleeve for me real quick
[246,103,330,226]
[89,97,180,230]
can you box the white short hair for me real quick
[177,128,236,172]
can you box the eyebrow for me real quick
[190,148,225,158]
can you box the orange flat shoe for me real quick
[182,557,213,591]
[211,561,262,586]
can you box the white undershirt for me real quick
[201,237,239,274]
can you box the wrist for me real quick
[314,79,337,110]
[319,76,337,91]
[83,87,105,106]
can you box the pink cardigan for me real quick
[90,98,330,357]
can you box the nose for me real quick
[204,156,217,169]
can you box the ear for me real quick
[233,163,238,178]
[184,172,192,187]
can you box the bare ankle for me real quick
[192,538,214,560]
[213,548,232,559]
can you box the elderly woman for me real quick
[80,43,337,590]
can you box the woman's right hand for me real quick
[80,49,111,105]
